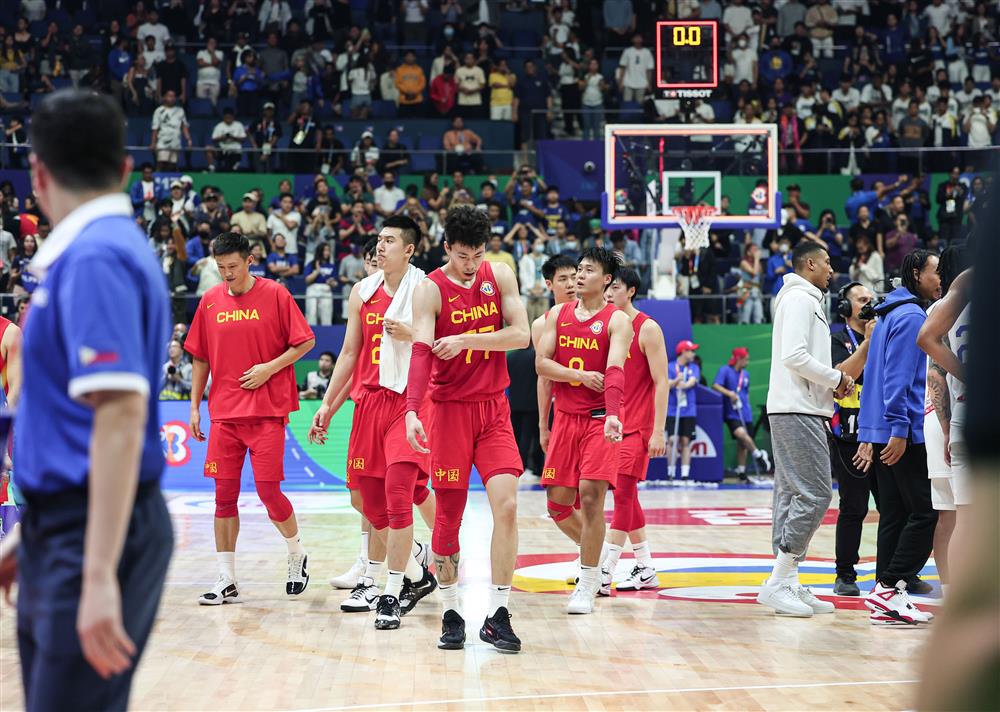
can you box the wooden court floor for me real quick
[0,487,936,711]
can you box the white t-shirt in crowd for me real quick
[455,65,486,105]
[267,211,302,253]
[373,185,405,218]
[795,94,818,119]
[618,47,655,89]
[582,73,605,106]
[722,5,754,37]
[832,86,861,112]
[348,65,374,95]
[731,47,756,85]
[152,105,188,149]
[137,21,171,52]
[403,0,428,23]
[955,87,982,115]
[966,109,993,147]
[211,120,247,153]
[860,83,892,107]
[196,49,224,84]
[923,3,954,36]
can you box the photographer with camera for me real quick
[300,351,335,400]
[160,338,193,400]
[828,282,877,596]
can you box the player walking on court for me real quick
[309,217,436,629]
[405,205,529,652]
[600,268,668,595]
[186,232,316,605]
[536,248,632,614]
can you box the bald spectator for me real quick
[442,116,484,174]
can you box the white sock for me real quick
[488,584,511,616]
[404,546,423,580]
[385,570,404,599]
[735,465,746,474]
[359,531,370,559]
[439,583,460,614]
[681,465,691,479]
[753,449,764,458]
[667,466,676,478]
[284,533,305,555]
[364,559,384,586]
[579,565,600,589]
[599,540,610,567]
[770,550,798,585]
[604,543,623,574]
[632,540,653,569]
[217,551,236,582]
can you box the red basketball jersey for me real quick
[427,261,508,401]
[551,300,618,415]
[623,312,654,438]
[355,284,390,391]
[0,316,12,396]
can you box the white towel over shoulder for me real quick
[357,264,426,393]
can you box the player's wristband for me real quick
[604,365,625,418]
[406,342,432,413]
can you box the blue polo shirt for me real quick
[15,195,171,495]
[667,361,699,418]
[714,364,752,422]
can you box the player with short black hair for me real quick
[599,267,669,595]
[536,247,632,614]
[187,229,317,606]
[791,239,829,271]
[405,205,530,651]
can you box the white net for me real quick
[674,206,717,252]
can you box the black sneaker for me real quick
[438,609,466,650]
[479,606,521,653]
[400,566,438,616]
[833,576,861,596]
[906,576,934,595]
[374,594,401,630]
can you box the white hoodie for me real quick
[766,272,843,418]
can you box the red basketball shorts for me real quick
[618,431,650,481]
[542,410,620,489]
[346,387,430,482]
[428,394,523,490]
[205,417,286,481]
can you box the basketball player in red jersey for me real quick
[405,205,529,653]
[536,247,632,614]
[600,267,668,595]
[308,216,436,630]
[186,232,316,605]
[0,314,23,520]
[328,238,436,589]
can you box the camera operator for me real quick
[160,338,193,400]
[828,281,877,596]
[300,351,335,400]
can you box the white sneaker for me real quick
[565,557,580,585]
[794,585,834,614]
[598,567,612,597]
[340,578,380,612]
[414,541,431,569]
[329,555,366,589]
[286,552,309,596]
[567,581,598,614]
[865,581,931,625]
[615,565,658,591]
[199,576,241,606]
[756,579,814,617]
[755,450,772,472]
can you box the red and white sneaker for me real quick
[865,581,931,625]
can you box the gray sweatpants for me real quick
[770,414,833,560]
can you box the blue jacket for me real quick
[857,287,927,445]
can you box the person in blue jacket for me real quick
[666,340,700,480]
[856,249,941,626]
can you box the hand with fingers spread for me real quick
[853,442,873,473]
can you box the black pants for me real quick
[872,442,937,587]
[830,437,879,581]
[17,482,173,712]
[510,409,542,475]
[560,84,581,135]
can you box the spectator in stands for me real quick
[140,33,165,71]
[806,209,846,266]
[234,49,263,118]
[194,36,224,108]
[194,190,229,230]
[340,176,374,217]
[849,234,885,294]
[429,58,457,118]
[373,171,405,227]
[259,0,294,34]
[455,51,486,119]
[442,116,484,174]
[730,34,758,87]
[395,50,426,118]
[313,125,343,175]
[778,0,807,37]
[516,59,553,147]
[489,58,516,122]
[376,129,410,174]
[617,33,654,104]
[603,0,636,47]
[883,214,919,275]
[936,167,967,244]
[765,235,794,298]
[155,44,188,105]
[300,350,335,400]
[8,233,38,295]
[304,242,336,325]
[266,233,300,284]
[895,101,930,174]
[337,200,375,259]
[848,204,881,252]
[150,89,191,171]
[722,0,754,47]
[350,130,380,175]
[249,102,281,172]
[160,339,193,400]
[346,53,375,119]
[268,192,302,260]
[131,163,163,224]
[759,35,793,88]
[844,176,908,224]
[259,32,290,107]
[737,244,764,324]
[0,35,26,94]
[138,8,171,54]
[207,108,248,172]
[287,100,319,174]
[337,242,365,318]
[579,58,608,140]
[484,233,517,274]
[964,96,997,161]
[805,0,837,58]
[124,54,155,116]
[611,231,642,268]
[843,26,882,81]
[199,0,229,41]
[231,192,268,245]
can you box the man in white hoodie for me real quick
[757,241,856,617]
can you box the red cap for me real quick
[729,347,749,365]
[675,339,699,356]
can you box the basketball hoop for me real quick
[673,205,718,251]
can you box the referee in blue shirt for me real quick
[0,91,173,711]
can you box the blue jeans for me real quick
[581,105,604,140]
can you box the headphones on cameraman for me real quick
[837,281,863,321]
